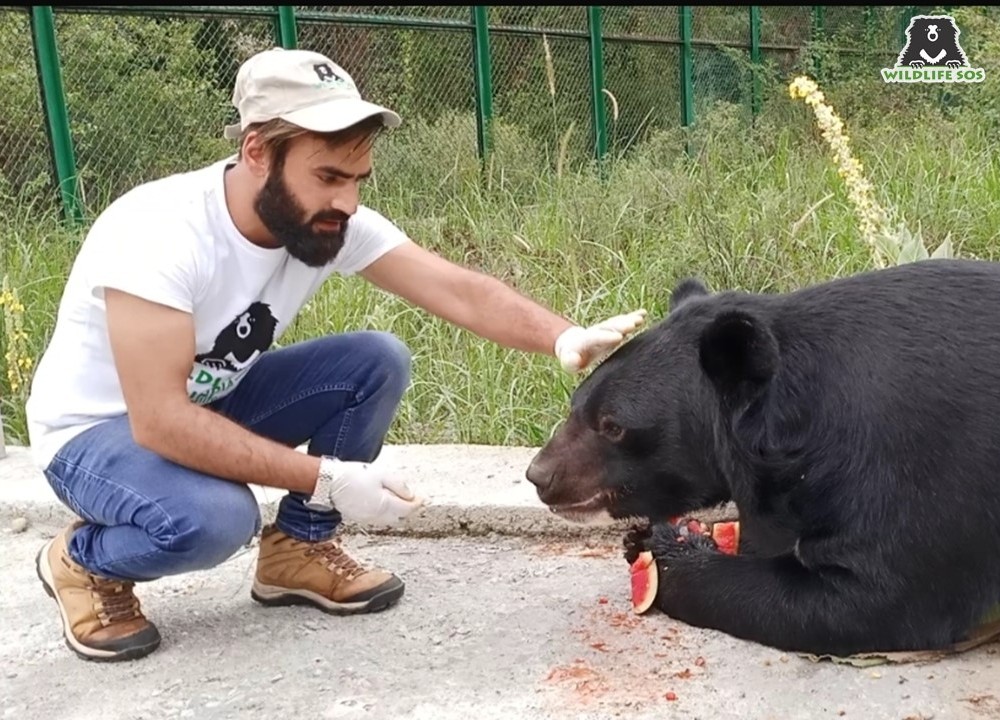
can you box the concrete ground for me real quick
[2,444,998,719]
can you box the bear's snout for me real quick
[525,455,554,491]
[524,418,613,519]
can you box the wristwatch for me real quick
[304,456,339,512]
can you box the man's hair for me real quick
[236,115,385,165]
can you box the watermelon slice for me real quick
[711,521,740,555]
[627,520,740,614]
[630,550,658,614]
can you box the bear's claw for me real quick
[624,517,720,566]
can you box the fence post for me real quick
[471,6,493,161]
[749,6,762,117]
[0,408,7,459]
[679,5,694,140]
[586,6,608,166]
[275,6,298,49]
[811,6,824,78]
[863,6,875,63]
[30,6,82,226]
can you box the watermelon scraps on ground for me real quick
[629,520,741,614]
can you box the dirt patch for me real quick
[526,539,621,559]
[540,596,711,712]
[961,694,1000,718]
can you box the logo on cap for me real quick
[312,62,353,91]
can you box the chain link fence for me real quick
[0,9,51,205]
[0,5,925,222]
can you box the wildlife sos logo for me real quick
[882,14,985,84]
[312,62,354,91]
[188,301,279,404]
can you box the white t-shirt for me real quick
[24,156,409,470]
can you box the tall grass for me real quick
[3,71,1000,449]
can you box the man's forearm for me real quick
[132,397,321,494]
[453,271,574,354]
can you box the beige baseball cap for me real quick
[222,47,402,140]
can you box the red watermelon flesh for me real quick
[627,520,740,613]
[711,521,740,555]
[629,551,658,614]
[687,519,709,535]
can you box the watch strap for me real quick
[304,455,339,512]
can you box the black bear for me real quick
[897,14,969,69]
[195,301,279,372]
[525,258,1000,658]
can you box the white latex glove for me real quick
[554,309,648,373]
[305,457,425,526]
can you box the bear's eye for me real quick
[598,417,625,442]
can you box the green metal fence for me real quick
[1,5,920,224]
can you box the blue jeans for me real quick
[41,331,412,583]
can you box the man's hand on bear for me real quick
[555,309,648,373]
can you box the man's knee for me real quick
[154,483,260,567]
[365,330,411,373]
[351,331,412,396]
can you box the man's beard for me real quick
[253,167,348,267]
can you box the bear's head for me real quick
[907,15,959,48]
[525,277,779,524]
[244,301,278,344]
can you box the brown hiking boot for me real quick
[251,524,404,614]
[35,522,161,662]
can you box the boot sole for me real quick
[250,578,405,615]
[36,538,161,663]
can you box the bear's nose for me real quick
[525,456,552,491]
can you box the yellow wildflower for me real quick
[789,76,819,99]
[1,276,34,399]
[788,75,895,267]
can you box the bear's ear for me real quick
[670,277,710,313]
[698,309,778,397]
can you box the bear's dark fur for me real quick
[526,258,1000,657]
[897,14,969,69]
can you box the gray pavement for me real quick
[0,443,738,536]
[2,444,998,719]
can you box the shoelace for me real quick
[89,579,140,625]
[307,540,366,581]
